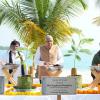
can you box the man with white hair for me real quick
[34,35,64,80]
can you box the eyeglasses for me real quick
[46,40,53,42]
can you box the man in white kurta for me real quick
[34,35,64,79]
[0,40,26,83]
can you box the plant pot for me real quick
[28,66,34,77]
[71,68,77,76]
[17,75,33,89]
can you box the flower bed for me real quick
[4,84,100,95]
[77,84,100,94]
[76,89,99,94]
[4,84,42,95]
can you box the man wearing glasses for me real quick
[34,35,64,81]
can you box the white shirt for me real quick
[0,50,25,81]
[34,46,64,68]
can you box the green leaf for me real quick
[78,0,87,10]
[80,38,94,44]
[68,50,74,53]
[79,49,91,54]
[70,27,82,34]
[0,9,5,24]
[17,47,27,51]
[72,39,75,45]
[35,0,49,25]
[27,42,34,50]
[75,55,81,61]
[71,45,76,51]
[26,0,33,2]
[64,54,72,56]
[27,54,33,59]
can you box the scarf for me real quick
[9,51,25,75]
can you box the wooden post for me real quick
[57,95,61,100]
[28,66,34,77]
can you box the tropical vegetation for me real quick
[0,0,87,53]
[64,34,94,68]
[93,0,100,25]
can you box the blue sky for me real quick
[0,0,100,50]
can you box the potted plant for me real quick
[64,35,94,76]
[17,42,35,76]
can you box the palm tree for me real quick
[0,0,87,53]
[92,0,100,25]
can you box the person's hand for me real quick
[0,60,2,65]
[44,62,52,66]
[0,60,6,68]
[98,64,100,66]
[96,70,100,73]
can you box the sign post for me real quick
[57,95,61,100]
[42,76,78,100]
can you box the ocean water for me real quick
[63,48,97,69]
[64,54,93,71]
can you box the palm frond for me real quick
[45,19,81,45]
[70,27,82,34]
[20,0,39,24]
[35,0,50,26]
[0,0,87,53]
[0,0,26,31]
[92,0,100,26]
[93,16,100,26]
[96,0,100,8]
[19,20,46,51]
[47,0,87,21]
[78,0,87,9]
[0,9,5,24]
